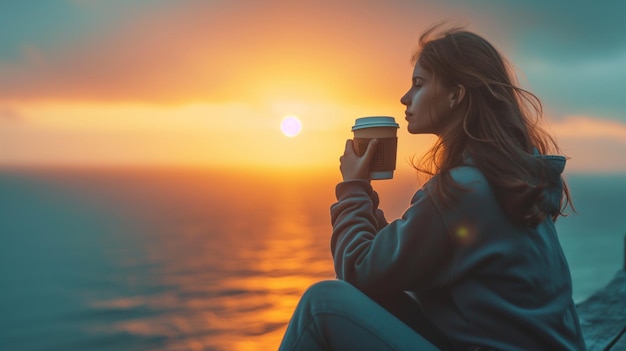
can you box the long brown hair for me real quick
[412,25,573,226]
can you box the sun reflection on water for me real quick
[84,171,336,350]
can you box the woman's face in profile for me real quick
[401,62,455,135]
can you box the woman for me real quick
[278,25,586,351]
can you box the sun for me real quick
[280,115,302,137]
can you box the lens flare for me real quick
[280,115,302,137]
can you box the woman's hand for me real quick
[339,139,378,181]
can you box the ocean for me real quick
[0,168,624,351]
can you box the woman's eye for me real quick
[411,78,423,89]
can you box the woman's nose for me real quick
[400,91,410,106]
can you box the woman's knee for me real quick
[298,280,360,311]
[307,279,353,293]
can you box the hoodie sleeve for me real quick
[330,179,454,295]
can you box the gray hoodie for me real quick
[330,155,586,350]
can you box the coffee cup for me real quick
[351,116,400,180]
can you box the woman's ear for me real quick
[449,84,466,108]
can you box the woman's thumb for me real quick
[362,138,379,161]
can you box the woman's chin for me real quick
[408,125,429,135]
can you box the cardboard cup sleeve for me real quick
[353,137,398,172]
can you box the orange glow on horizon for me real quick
[1,100,429,172]
[3,98,626,173]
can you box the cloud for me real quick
[518,50,626,123]
[517,1,626,58]
[444,0,626,58]
[1,0,624,121]
[0,3,244,103]
[0,1,422,105]
[550,116,626,141]
[0,107,23,122]
[439,1,626,123]
[547,115,626,172]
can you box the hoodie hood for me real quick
[461,149,567,217]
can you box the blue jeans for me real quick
[278,280,449,351]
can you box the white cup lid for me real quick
[352,116,399,131]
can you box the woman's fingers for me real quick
[339,138,378,181]
[344,139,355,156]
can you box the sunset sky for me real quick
[1,0,625,174]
